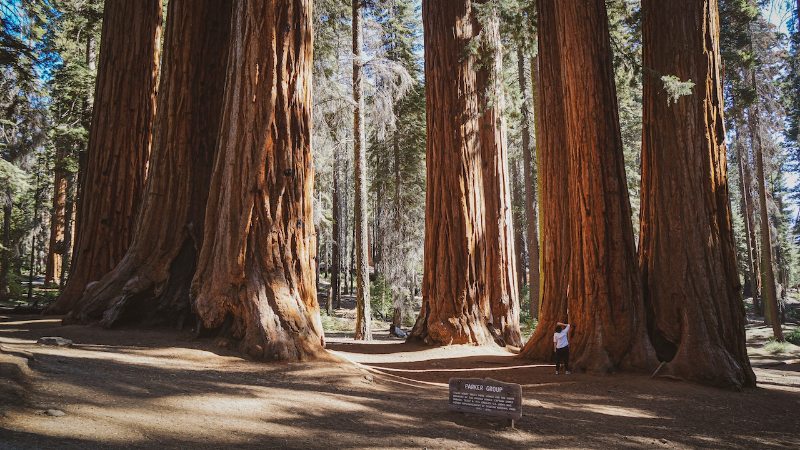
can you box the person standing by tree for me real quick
[554,321,571,375]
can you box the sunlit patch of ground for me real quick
[1,314,799,449]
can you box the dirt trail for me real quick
[1,314,799,449]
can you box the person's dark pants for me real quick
[555,346,570,372]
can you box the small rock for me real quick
[45,409,65,417]
[363,374,374,383]
[37,337,73,347]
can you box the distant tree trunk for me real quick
[347,171,353,295]
[510,158,527,295]
[48,0,161,314]
[60,171,76,287]
[192,0,325,360]
[735,130,760,310]
[46,147,67,286]
[555,0,655,372]
[475,4,521,347]
[352,0,372,340]
[639,0,756,388]
[331,143,342,312]
[63,0,232,325]
[519,50,540,320]
[410,0,494,345]
[749,72,783,340]
[62,34,96,287]
[519,0,570,360]
[391,133,404,329]
[0,199,12,300]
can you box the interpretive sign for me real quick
[448,378,522,421]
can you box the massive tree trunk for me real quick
[48,0,161,314]
[352,0,372,341]
[556,0,655,372]
[63,0,232,326]
[639,0,756,388]
[475,4,521,347]
[519,50,541,320]
[410,0,493,345]
[192,0,325,361]
[519,0,570,360]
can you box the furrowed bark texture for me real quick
[556,0,655,372]
[410,0,493,345]
[65,0,233,326]
[49,0,161,314]
[640,0,756,388]
[352,0,372,341]
[519,0,570,360]
[192,0,325,361]
[475,6,521,347]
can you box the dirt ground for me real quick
[1,312,799,449]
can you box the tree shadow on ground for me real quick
[2,315,800,449]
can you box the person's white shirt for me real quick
[553,324,570,349]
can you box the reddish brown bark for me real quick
[410,0,493,345]
[46,148,67,285]
[49,0,161,314]
[640,0,756,388]
[475,5,521,347]
[64,0,232,326]
[192,0,325,360]
[558,0,655,372]
[519,0,570,360]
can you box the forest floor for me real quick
[1,302,799,449]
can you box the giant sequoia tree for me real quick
[48,0,161,313]
[475,3,522,347]
[191,0,324,360]
[639,0,756,388]
[64,0,324,361]
[519,0,570,360]
[410,0,495,345]
[65,0,232,325]
[522,0,655,372]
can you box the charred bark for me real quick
[639,0,756,388]
[49,0,162,314]
[192,0,325,361]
